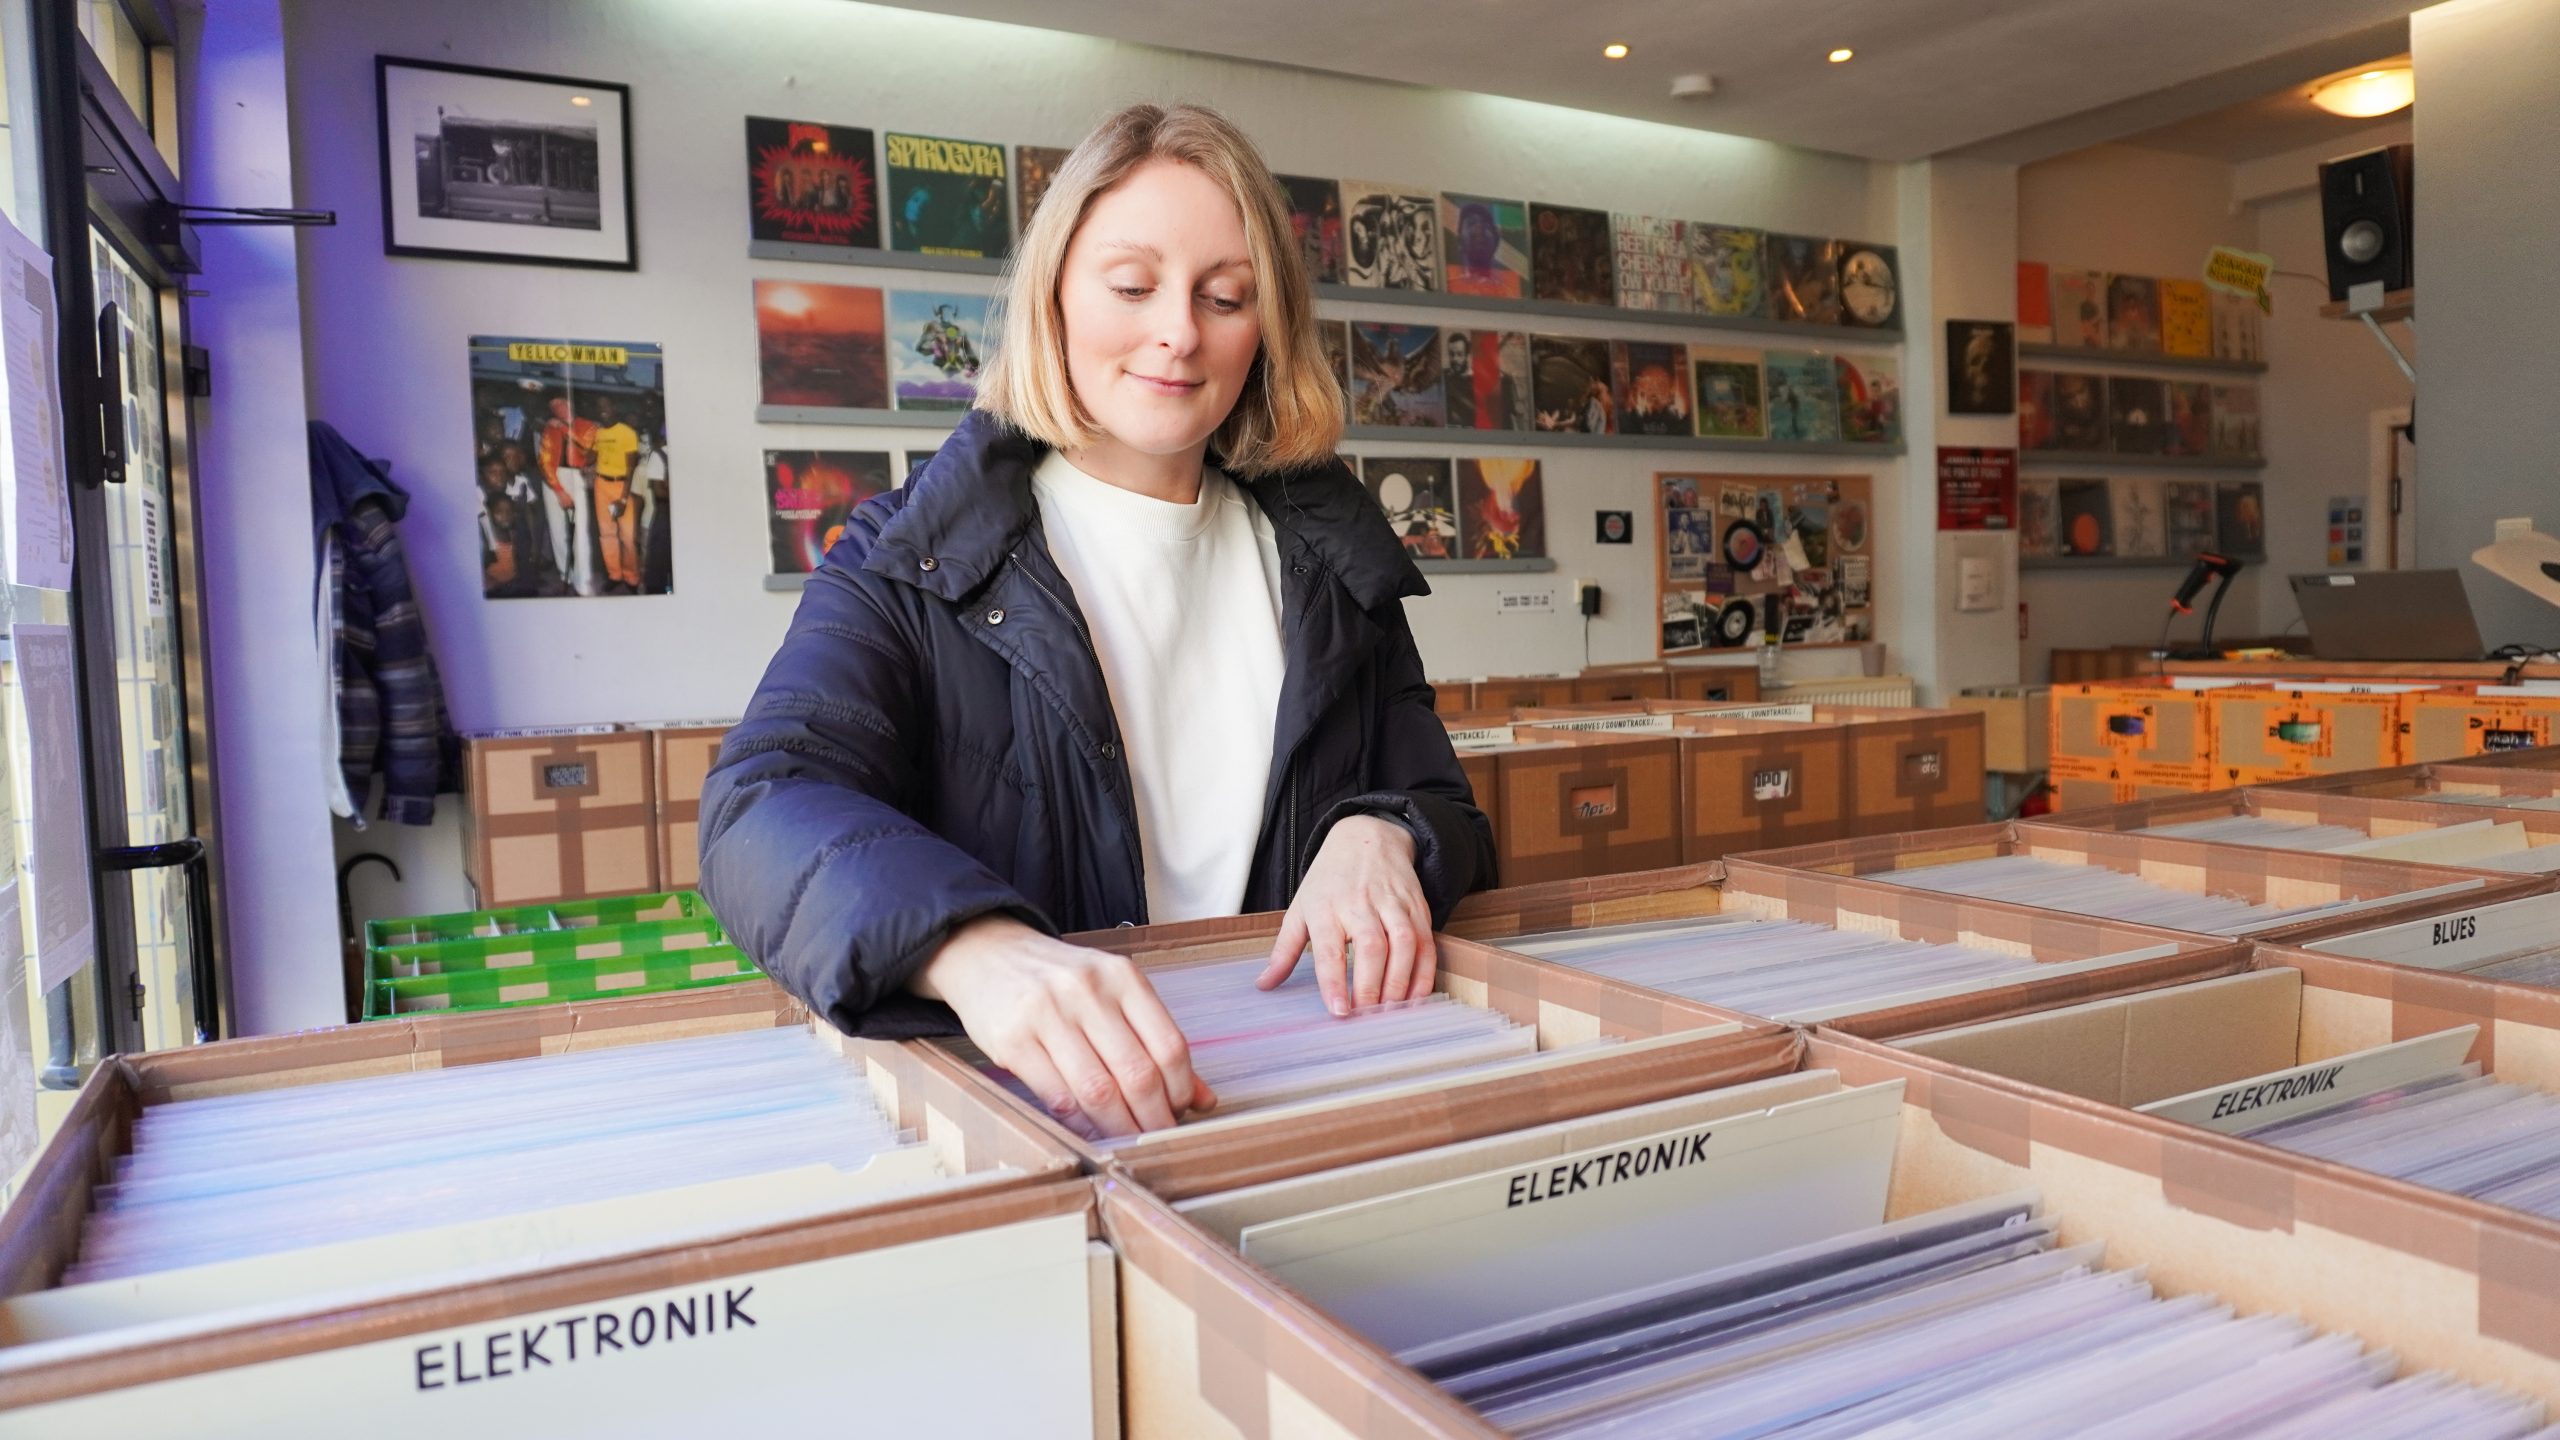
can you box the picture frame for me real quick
[377,56,637,270]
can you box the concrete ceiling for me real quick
[2120,54,2413,162]
[870,0,2429,162]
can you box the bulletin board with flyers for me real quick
[1656,472,1875,657]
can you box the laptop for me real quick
[2291,570,2485,661]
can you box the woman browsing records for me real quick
[700,104,1496,1139]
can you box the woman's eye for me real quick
[1112,285,1153,300]
[1201,294,1245,314]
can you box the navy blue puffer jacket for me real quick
[699,410,1497,1038]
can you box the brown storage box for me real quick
[1453,748,1499,845]
[1105,1027,2560,1438]
[1666,663,1761,704]
[1952,685,2049,773]
[1472,674,1580,709]
[1427,679,1475,716]
[2047,773,2210,811]
[1814,704,1987,835]
[2407,689,2560,763]
[1491,731,1684,884]
[1727,819,2545,946]
[461,727,659,907]
[1667,715,1852,862]
[0,984,1102,1425]
[2048,680,2227,787]
[2211,684,2430,779]
[648,723,732,892]
[2279,761,2560,806]
[2034,783,2560,868]
[1568,664,1672,704]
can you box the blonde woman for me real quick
[702,104,1495,1138]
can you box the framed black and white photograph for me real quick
[377,56,635,269]
[1945,318,2016,415]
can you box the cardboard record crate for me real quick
[1662,713,1852,862]
[1726,820,2546,947]
[1665,663,1760,704]
[1469,673,1580,709]
[1565,663,1672,704]
[1451,748,1497,844]
[2406,687,2560,763]
[942,910,1789,1201]
[1485,729,1684,884]
[2303,890,2560,996]
[2048,679,2234,787]
[0,983,1109,1434]
[1951,684,2048,773]
[1819,703,1987,835]
[2246,760,2560,805]
[2210,683,2433,780]
[1099,1027,2560,1439]
[2032,783,2560,873]
[1445,858,2249,1039]
[363,890,707,952]
[1426,678,1475,716]
[647,723,733,892]
[461,728,659,908]
[2046,771,2209,812]
[367,946,764,1018]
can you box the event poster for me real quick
[754,280,885,408]
[888,291,991,411]
[767,450,893,574]
[1935,447,2017,531]
[1362,455,1457,560]
[882,131,1009,259]
[469,335,673,598]
[1457,458,1545,560]
[745,118,878,248]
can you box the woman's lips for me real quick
[1131,373,1203,396]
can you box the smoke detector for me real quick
[1671,73,1718,100]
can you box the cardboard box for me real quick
[1489,731,1685,884]
[1665,664,1761,704]
[1427,679,1475,717]
[461,728,659,908]
[1103,1029,2560,1437]
[1471,674,1580,710]
[1727,820,2545,946]
[1452,749,1498,844]
[2032,784,2560,872]
[2048,680,2233,788]
[1814,704,1987,836]
[2210,683,2433,779]
[2045,772,2209,812]
[1952,685,2049,773]
[2279,761,2560,807]
[1665,715,1852,862]
[2406,688,2560,764]
[1566,664,1672,705]
[0,985,1109,1432]
[648,723,732,892]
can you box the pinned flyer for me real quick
[2202,246,2274,316]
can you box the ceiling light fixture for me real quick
[1828,48,1854,63]
[2309,65,2414,118]
[1603,43,1629,59]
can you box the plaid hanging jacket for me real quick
[311,422,460,826]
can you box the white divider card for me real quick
[1239,1082,1902,1355]
[2469,845,2560,875]
[9,623,90,988]
[1689,702,1818,723]
[2309,892,2560,972]
[2234,1047,2560,1223]
[2137,1026,2482,1134]
[1870,853,2486,938]
[1526,713,1678,734]
[2426,791,2560,812]
[0,209,70,593]
[1445,724,1516,747]
[0,1210,1097,1439]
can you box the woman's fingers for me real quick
[1347,915,1392,1009]
[1379,902,1419,1004]
[1114,973,1216,1115]
[1258,910,1312,991]
[1035,1016,1145,1138]
[992,1032,1102,1142]
[1307,914,1352,1016]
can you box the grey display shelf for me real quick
[763,574,811,591]
[1345,425,1903,458]
[748,241,1005,276]
[1414,557,1557,574]
[2021,554,2263,572]
[757,405,961,428]
[2019,451,2263,471]
[2019,342,2267,376]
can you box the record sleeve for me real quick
[2057,477,2113,557]
[2018,369,2058,450]
[2050,268,2107,347]
[2163,380,2213,458]
[1686,225,1766,318]
[2212,290,2265,363]
[1768,235,1842,325]
[1440,193,1530,298]
[1661,590,1709,654]
[1443,329,1531,431]
[1362,455,1458,559]
[1457,457,1546,560]
[1837,241,1900,328]
[754,279,885,408]
[2216,480,2266,555]
[1529,203,1616,305]
[2016,260,2054,342]
[2018,476,2060,557]
[2110,475,2167,558]
[1349,322,1446,426]
[1834,352,1902,445]
[1762,350,1842,443]
[1278,174,1346,285]
[1612,214,1694,312]
[888,291,992,410]
[1691,347,1766,439]
[2105,274,2162,352]
[1946,319,2015,415]
[882,131,1009,259]
[2106,376,2169,455]
[2210,383,2261,458]
[1013,144,1072,233]
[2049,371,2110,451]
[767,449,892,574]
[1318,319,1351,402]
[745,117,878,248]
[1611,340,1694,435]
[2164,479,2216,557]
[1343,181,1442,290]
[2158,278,2211,357]
[1530,335,1615,433]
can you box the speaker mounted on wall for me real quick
[2318,144,2414,302]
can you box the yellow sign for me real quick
[2202,247,2273,313]
[505,342,630,366]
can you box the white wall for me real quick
[2411,0,2560,651]
[271,0,1900,952]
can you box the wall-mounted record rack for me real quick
[2017,342,2265,376]
[2019,451,2263,472]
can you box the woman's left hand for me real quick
[1256,816,1437,1015]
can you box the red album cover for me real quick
[746,117,878,248]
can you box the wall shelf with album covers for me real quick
[2015,341,2265,377]
[2019,260,2263,366]
[1356,453,1556,572]
[2015,475,2265,570]
[1657,473,1877,656]
[2017,369,2261,469]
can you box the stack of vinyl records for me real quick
[65,1026,938,1284]
[1864,854,2449,936]
[2235,1061,2560,1221]
[1494,916,2172,1023]
[2138,815,2391,852]
[2417,791,2560,812]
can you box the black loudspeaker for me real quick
[2318,144,2414,301]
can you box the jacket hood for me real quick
[309,421,411,532]
[862,409,1427,611]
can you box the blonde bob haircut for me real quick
[975,103,1344,476]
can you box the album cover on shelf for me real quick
[2111,475,2167,558]
[1762,349,1842,443]
[1611,214,1693,312]
[1318,319,1351,401]
[2106,376,2169,455]
[2210,383,2261,458]
[2018,476,2060,557]
[2049,371,2110,451]
[1343,182,1442,291]
[2105,274,2162,352]
[1529,203,1616,305]
[1349,321,1446,426]
[2158,278,2211,358]
[2050,268,2107,347]
[2018,369,2058,450]
[754,279,886,408]
[1362,455,1458,559]
[888,291,993,410]
[766,449,893,575]
[1014,144,1073,232]
[2211,290,2265,363]
[1457,457,1546,560]
[2016,260,2054,343]
[1834,352,1901,445]
[1691,347,1766,439]
[2165,479,2217,557]
[2217,479,2266,555]
[1443,329,1531,431]
[2164,380,2213,458]
[2057,477,2113,558]
[1946,319,2015,415]
[1439,193,1529,298]
[1686,225,1766,318]
[1278,174,1346,285]
[746,118,878,248]
[882,131,1010,259]
[1529,335,1615,433]
[1611,340,1694,435]
[1768,235,1842,325]
[1837,241,1901,329]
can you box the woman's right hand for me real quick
[911,915,1213,1138]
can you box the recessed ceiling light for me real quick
[2310,65,2414,118]
[1603,43,1630,59]
[1827,48,1854,63]
[570,94,593,106]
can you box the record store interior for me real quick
[3,0,2560,1431]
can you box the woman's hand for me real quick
[913,916,1213,1139]
[1257,815,1438,1014]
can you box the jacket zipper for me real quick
[1010,551,1149,917]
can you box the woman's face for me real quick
[1059,159,1263,461]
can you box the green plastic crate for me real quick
[368,915,731,979]
[362,891,708,952]
[366,946,762,1019]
